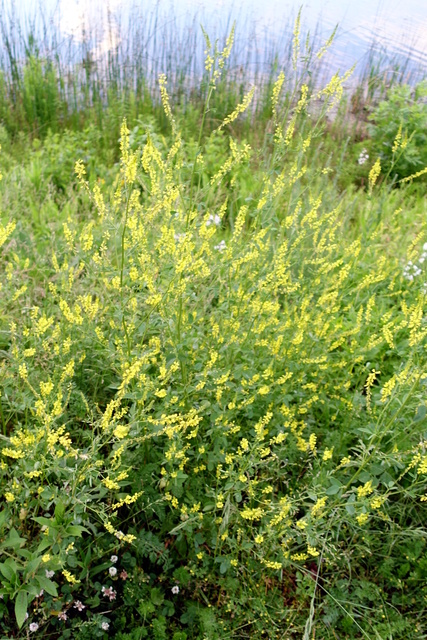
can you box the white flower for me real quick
[101,622,110,630]
[358,149,369,165]
[74,600,86,611]
[29,623,39,632]
[423,242,427,251]
[174,233,186,242]
[110,555,118,563]
[214,240,226,252]
[37,589,44,597]
[109,566,117,577]
[45,570,55,579]
[171,585,180,595]
[58,611,68,621]
[206,214,221,227]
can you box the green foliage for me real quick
[369,81,427,181]
[0,21,427,640]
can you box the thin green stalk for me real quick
[120,190,132,359]
[0,393,6,436]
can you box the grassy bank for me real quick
[1,10,427,640]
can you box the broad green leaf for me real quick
[0,528,26,550]
[415,404,426,422]
[65,525,88,537]
[0,561,16,582]
[54,501,66,523]
[36,575,58,597]
[15,590,28,628]
[33,516,54,528]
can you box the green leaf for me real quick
[65,525,88,537]
[54,501,66,523]
[326,478,342,496]
[0,561,16,582]
[150,587,164,606]
[415,405,426,422]
[25,557,42,576]
[0,528,26,550]
[220,561,229,574]
[33,516,54,528]
[36,575,58,597]
[89,561,112,578]
[15,590,28,628]
[325,483,341,496]
[36,538,52,554]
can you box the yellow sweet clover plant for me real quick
[0,19,427,639]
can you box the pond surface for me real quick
[5,0,427,82]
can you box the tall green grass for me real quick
[0,0,423,147]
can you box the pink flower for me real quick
[74,600,86,611]
[120,570,128,580]
[101,586,117,601]
[58,611,68,621]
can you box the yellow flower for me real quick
[356,513,369,525]
[62,570,80,584]
[357,480,373,498]
[5,492,15,503]
[114,424,130,439]
[322,447,334,461]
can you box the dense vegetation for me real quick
[1,8,427,639]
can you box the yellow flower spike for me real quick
[0,220,16,250]
[392,124,402,153]
[120,119,130,165]
[368,158,381,194]
[74,159,86,182]
[159,74,178,135]
[356,513,369,526]
[357,480,374,498]
[316,24,338,60]
[114,424,130,440]
[322,447,334,461]
[399,166,427,183]
[218,86,255,131]
[62,570,80,585]
[271,72,285,122]
[292,7,302,71]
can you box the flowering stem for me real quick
[0,394,6,436]
[120,191,132,359]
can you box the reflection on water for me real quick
[4,0,427,82]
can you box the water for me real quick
[3,0,427,83]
